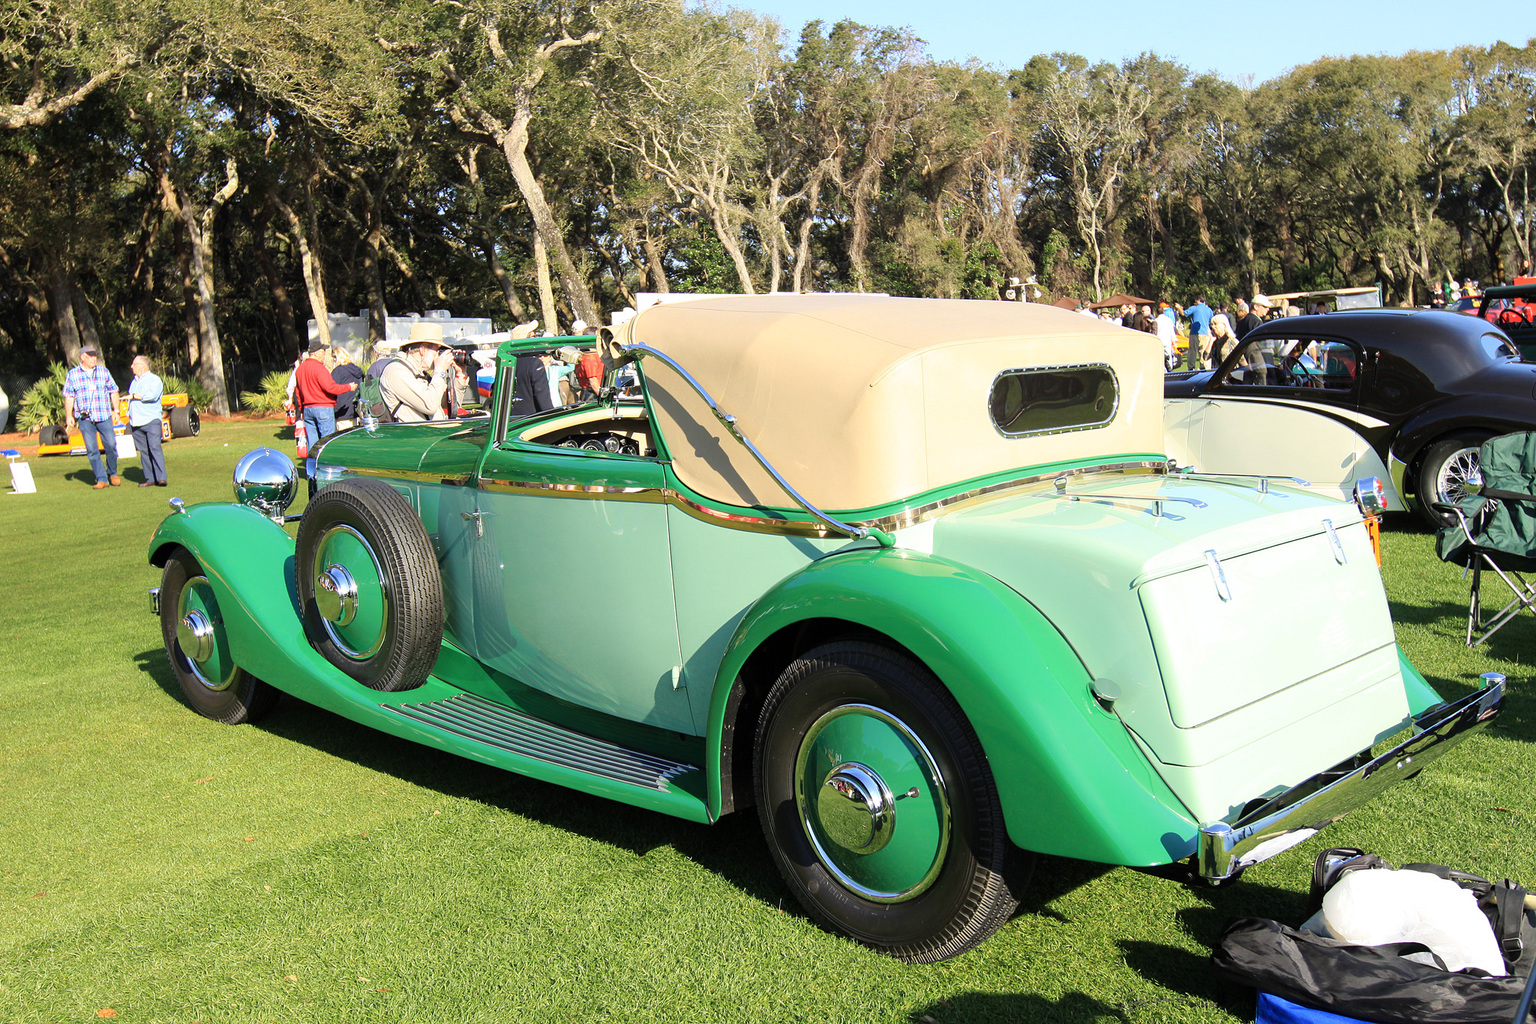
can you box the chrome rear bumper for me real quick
[1198,674,1504,881]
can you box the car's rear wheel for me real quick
[40,423,65,445]
[753,640,1026,963]
[295,477,443,692]
[169,405,200,438]
[1417,434,1489,527]
[160,549,277,724]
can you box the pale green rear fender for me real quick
[710,548,1201,866]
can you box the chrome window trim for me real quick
[988,362,1120,439]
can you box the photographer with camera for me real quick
[378,323,471,422]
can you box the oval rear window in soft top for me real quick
[988,364,1119,438]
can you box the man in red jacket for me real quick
[294,337,357,493]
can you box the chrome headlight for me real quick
[232,447,297,520]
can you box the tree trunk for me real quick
[272,196,331,352]
[464,144,528,321]
[501,108,598,326]
[71,279,102,354]
[792,168,826,293]
[642,230,669,294]
[255,226,303,359]
[363,201,388,343]
[160,157,237,413]
[533,230,559,332]
[46,254,82,363]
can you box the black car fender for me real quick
[1389,396,1536,486]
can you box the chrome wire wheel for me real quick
[1434,446,1483,506]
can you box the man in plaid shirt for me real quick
[63,344,122,488]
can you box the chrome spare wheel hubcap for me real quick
[315,564,359,626]
[794,703,950,903]
[311,525,387,660]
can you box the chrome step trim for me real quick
[384,693,697,793]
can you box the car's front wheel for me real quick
[159,549,277,724]
[753,640,1026,963]
[1417,434,1489,527]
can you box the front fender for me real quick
[708,548,1199,866]
[148,503,461,715]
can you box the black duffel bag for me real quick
[1212,848,1536,1024]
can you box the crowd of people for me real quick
[1075,294,1319,371]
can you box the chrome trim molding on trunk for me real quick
[1198,674,1504,881]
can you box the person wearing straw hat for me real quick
[378,322,470,422]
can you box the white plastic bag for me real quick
[1319,868,1507,976]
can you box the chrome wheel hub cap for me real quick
[794,703,950,903]
[315,564,359,626]
[177,609,215,666]
[818,762,896,854]
[174,574,238,692]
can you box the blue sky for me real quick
[743,0,1533,85]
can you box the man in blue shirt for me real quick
[63,344,121,488]
[1179,296,1214,370]
[127,355,167,486]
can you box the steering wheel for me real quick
[1497,307,1531,326]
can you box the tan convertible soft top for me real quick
[608,294,1163,512]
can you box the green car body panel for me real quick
[709,545,1200,865]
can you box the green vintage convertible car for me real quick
[149,294,1502,962]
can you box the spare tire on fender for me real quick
[296,477,443,692]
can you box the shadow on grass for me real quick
[907,990,1137,1023]
[131,644,1129,937]
[1115,876,1307,1021]
[132,645,786,904]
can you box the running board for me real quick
[383,693,707,812]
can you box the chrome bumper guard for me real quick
[1198,674,1504,881]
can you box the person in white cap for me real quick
[378,323,470,422]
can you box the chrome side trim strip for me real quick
[1197,676,1504,881]
[384,693,698,793]
[344,459,1171,539]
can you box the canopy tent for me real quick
[1088,294,1155,310]
[1051,296,1080,310]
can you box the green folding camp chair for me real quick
[1436,431,1536,646]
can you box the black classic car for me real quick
[1164,309,1536,524]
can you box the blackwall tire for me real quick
[169,406,200,438]
[296,477,443,692]
[753,640,1026,963]
[159,549,278,724]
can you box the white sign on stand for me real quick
[3,449,35,494]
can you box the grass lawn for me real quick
[1,420,1531,1024]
